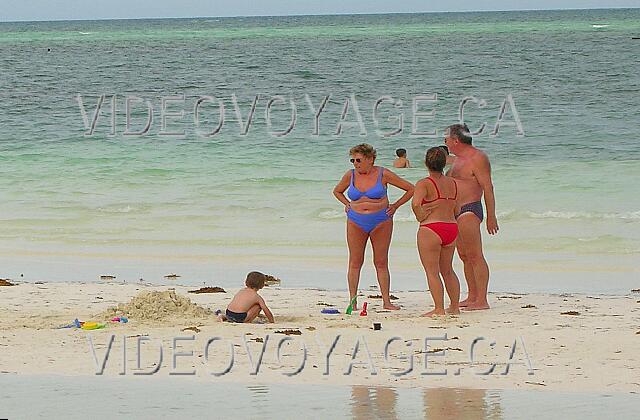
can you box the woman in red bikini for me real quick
[412,147,461,317]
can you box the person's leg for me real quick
[347,221,368,311]
[244,303,262,323]
[455,224,477,307]
[370,219,400,310]
[457,214,490,310]
[417,227,445,316]
[440,242,460,314]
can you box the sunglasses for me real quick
[349,158,362,163]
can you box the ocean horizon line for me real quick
[1,7,639,24]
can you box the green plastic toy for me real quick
[345,295,358,314]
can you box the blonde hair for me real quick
[349,143,376,161]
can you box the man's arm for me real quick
[474,153,499,235]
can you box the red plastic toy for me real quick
[359,302,368,316]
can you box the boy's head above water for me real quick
[245,271,266,290]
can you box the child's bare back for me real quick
[220,271,275,323]
[393,149,410,168]
[227,288,260,313]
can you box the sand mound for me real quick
[103,290,212,321]
[0,279,15,286]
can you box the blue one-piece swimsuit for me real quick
[347,167,390,233]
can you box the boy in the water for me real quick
[393,148,411,168]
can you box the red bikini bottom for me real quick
[420,222,458,246]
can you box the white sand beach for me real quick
[1,281,639,393]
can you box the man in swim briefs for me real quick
[444,124,499,310]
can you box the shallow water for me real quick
[1,375,639,419]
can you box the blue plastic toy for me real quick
[321,308,340,314]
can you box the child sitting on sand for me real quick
[218,271,275,323]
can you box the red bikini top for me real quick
[421,176,457,204]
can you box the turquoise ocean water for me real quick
[0,10,639,288]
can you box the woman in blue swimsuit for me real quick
[333,144,414,311]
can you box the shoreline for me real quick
[1,258,638,295]
[1,282,639,393]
